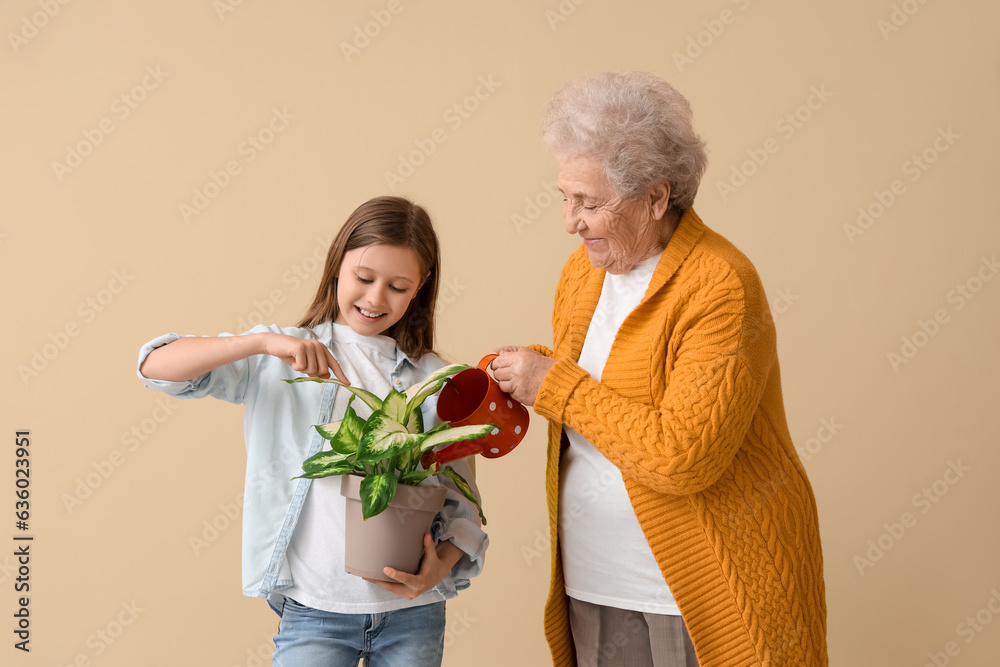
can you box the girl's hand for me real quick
[490,346,557,407]
[261,333,350,384]
[366,535,463,600]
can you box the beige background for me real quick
[2,1,999,665]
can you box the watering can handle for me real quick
[478,354,498,371]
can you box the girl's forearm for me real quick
[436,540,465,571]
[139,333,270,382]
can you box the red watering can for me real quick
[422,354,529,468]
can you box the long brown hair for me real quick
[297,196,440,359]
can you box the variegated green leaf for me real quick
[356,412,419,463]
[358,430,421,464]
[329,397,365,454]
[293,459,359,480]
[294,466,355,480]
[360,410,406,437]
[284,377,383,413]
[425,420,450,434]
[400,465,436,485]
[396,447,413,472]
[418,423,497,455]
[312,402,363,455]
[405,406,425,434]
[301,449,353,473]
[360,473,398,519]
[332,383,384,413]
[382,388,407,423]
[441,465,486,525]
[314,420,342,441]
[403,364,468,412]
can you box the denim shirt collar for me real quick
[313,321,419,379]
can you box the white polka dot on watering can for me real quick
[507,400,513,408]
[491,428,499,435]
[490,448,500,454]
[489,401,497,411]
[515,426,522,434]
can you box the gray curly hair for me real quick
[542,71,708,212]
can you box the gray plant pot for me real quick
[340,474,448,582]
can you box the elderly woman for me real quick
[491,72,827,667]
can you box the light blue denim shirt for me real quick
[136,322,488,604]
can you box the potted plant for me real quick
[284,364,493,580]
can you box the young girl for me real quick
[137,196,487,666]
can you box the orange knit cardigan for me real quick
[531,208,828,666]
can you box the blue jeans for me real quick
[272,597,446,667]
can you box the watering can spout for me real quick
[420,439,484,469]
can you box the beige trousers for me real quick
[568,597,699,667]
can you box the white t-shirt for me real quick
[282,325,452,613]
[559,253,680,615]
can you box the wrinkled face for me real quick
[557,155,664,275]
[334,244,424,337]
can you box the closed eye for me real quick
[359,276,408,294]
[564,198,597,212]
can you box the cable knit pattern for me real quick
[533,209,827,666]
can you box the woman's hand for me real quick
[366,535,463,600]
[490,346,557,407]
[261,333,349,384]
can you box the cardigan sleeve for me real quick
[534,260,774,496]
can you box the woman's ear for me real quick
[649,181,671,221]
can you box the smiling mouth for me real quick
[356,306,386,320]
